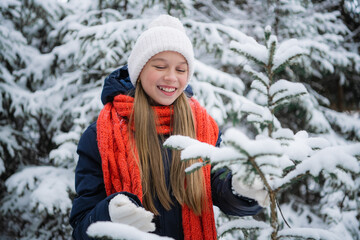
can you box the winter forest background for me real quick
[1,0,360,239]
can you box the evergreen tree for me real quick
[164,26,360,240]
[0,0,75,238]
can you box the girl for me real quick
[70,15,268,240]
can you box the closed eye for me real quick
[154,65,166,69]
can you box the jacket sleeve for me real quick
[211,168,263,216]
[211,130,263,216]
[69,122,141,240]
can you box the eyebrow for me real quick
[151,58,187,65]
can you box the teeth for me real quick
[159,86,176,92]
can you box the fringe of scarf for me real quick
[97,94,218,240]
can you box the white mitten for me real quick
[232,176,270,207]
[108,194,155,232]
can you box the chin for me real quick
[157,98,176,106]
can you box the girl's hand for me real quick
[109,194,155,232]
[232,176,270,208]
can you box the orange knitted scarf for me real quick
[97,94,218,240]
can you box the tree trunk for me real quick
[270,191,278,240]
[337,77,344,112]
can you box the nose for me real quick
[164,68,177,82]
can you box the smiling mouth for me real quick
[158,86,176,93]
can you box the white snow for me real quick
[0,126,19,158]
[272,38,307,72]
[217,219,270,236]
[273,143,360,189]
[272,128,294,141]
[265,25,271,34]
[244,64,270,86]
[87,221,173,240]
[195,60,245,93]
[241,101,273,123]
[269,79,308,105]
[185,162,205,173]
[301,96,333,133]
[278,227,341,240]
[251,80,267,95]
[4,166,75,215]
[321,106,360,140]
[224,128,283,157]
[283,131,314,161]
[49,141,77,166]
[163,135,246,164]
[255,155,293,176]
[230,40,268,64]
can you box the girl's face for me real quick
[139,51,189,106]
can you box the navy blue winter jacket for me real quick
[69,66,262,240]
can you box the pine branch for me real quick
[267,36,277,71]
[244,65,270,87]
[272,53,306,75]
[230,41,267,66]
[275,172,309,193]
[185,160,209,174]
[271,92,307,107]
[217,219,270,238]
[251,85,268,96]
[277,227,341,240]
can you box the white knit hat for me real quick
[127,15,194,87]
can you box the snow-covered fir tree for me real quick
[0,0,359,239]
[165,25,360,240]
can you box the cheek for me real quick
[140,69,157,87]
[180,75,188,87]
[145,71,161,84]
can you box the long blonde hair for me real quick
[129,81,206,215]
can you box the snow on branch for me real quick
[269,79,308,107]
[224,128,294,179]
[321,106,360,140]
[230,40,268,65]
[0,25,28,66]
[3,166,74,215]
[184,19,260,53]
[163,135,200,151]
[278,227,341,240]
[282,130,330,162]
[267,35,278,68]
[184,20,224,50]
[272,143,360,189]
[244,65,270,87]
[251,79,268,96]
[224,129,283,157]
[195,60,245,94]
[240,102,273,124]
[190,80,249,125]
[217,219,270,238]
[75,18,147,72]
[0,125,21,161]
[163,135,245,174]
[272,128,294,144]
[272,38,308,74]
[87,222,173,240]
[244,65,270,97]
